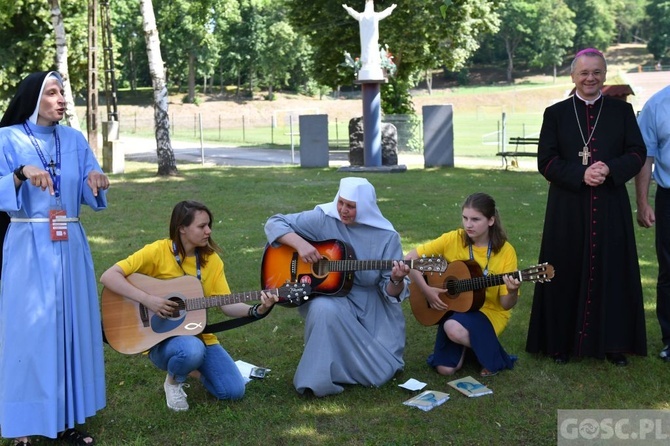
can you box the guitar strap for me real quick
[203,304,275,333]
[171,241,251,333]
[203,317,256,333]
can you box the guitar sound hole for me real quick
[312,259,330,278]
[166,296,185,319]
[445,280,458,296]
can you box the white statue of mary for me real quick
[343,1,396,80]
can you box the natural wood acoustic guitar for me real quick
[101,273,311,354]
[409,260,555,326]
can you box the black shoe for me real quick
[553,353,569,364]
[606,353,628,366]
[660,345,670,362]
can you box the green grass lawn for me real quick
[64,160,664,446]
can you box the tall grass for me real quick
[61,161,663,446]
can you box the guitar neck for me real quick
[327,259,421,272]
[184,289,273,311]
[454,270,520,293]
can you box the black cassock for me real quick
[526,95,648,359]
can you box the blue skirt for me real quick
[427,311,516,373]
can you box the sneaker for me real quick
[164,375,189,411]
[660,345,670,362]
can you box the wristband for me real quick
[391,278,403,286]
[250,303,265,319]
[14,165,27,182]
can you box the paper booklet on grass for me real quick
[403,390,450,411]
[448,376,493,398]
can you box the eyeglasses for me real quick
[576,70,606,79]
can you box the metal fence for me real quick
[111,110,425,153]
[89,107,543,159]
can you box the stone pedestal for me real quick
[361,81,382,166]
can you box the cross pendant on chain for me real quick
[48,159,56,176]
[578,146,591,165]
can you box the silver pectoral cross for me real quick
[578,146,591,165]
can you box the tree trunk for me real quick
[553,64,557,83]
[187,52,196,103]
[48,0,81,131]
[140,0,178,176]
[505,39,515,84]
[425,70,433,95]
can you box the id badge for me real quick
[49,209,68,241]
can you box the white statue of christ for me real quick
[343,1,396,80]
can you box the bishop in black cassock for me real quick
[526,49,647,365]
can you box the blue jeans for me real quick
[148,336,246,400]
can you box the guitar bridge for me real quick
[290,252,298,283]
[139,304,150,327]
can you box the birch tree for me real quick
[48,0,81,130]
[139,0,177,176]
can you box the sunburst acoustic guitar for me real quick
[101,273,311,354]
[261,238,446,302]
[409,260,555,326]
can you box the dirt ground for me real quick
[109,43,653,125]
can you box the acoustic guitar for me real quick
[261,238,447,299]
[409,260,555,326]
[101,273,311,354]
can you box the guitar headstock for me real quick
[277,282,312,306]
[520,263,555,283]
[413,255,447,273]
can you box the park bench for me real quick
[496,136,540,169]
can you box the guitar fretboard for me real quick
[450,271,520,294]
[324,258,444,273]
[183,290,276,311]
[327,259,401,271]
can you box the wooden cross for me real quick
[578,146,591,165]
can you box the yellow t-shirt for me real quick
[116,239,230,346]
[415,229,518,335]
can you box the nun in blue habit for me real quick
[0,71,109,445]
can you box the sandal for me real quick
[480,368,498,377]
[13,439,31,446]
[58,428,95,445]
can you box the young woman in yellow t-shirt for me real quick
[100,200,278,411]
[405,193,521,377]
